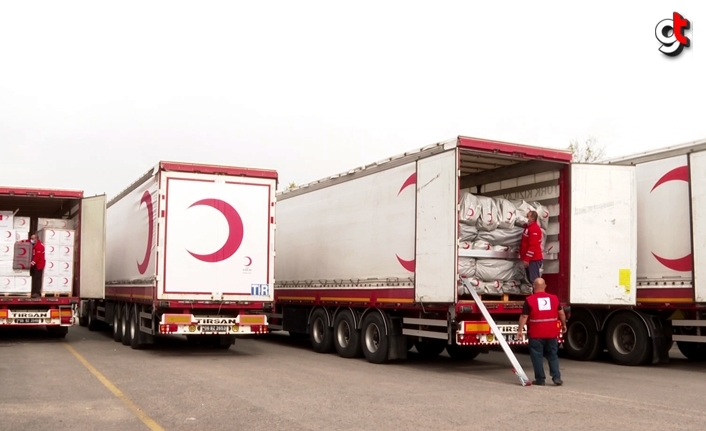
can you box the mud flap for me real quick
[647,314,672,364]
[387,315,408,361]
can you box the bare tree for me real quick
[568,136,606,163]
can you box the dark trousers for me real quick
[526,260,543,286]
[528,337,561,383]
[30,267,43,295]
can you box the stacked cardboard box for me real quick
[39,227,75,295]
[0,212,31,295]
[38,218,74,230]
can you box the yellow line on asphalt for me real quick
[63,343,165,431]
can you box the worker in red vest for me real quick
[27,233,46,298]
[517,277,567,386]
[520,210,543,286]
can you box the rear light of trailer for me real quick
[250,325,267,334]
[60,309,72,324]
[463,322,491,334]
[50,309,60,319]
[0,309,7,319]
[160,324,178,334]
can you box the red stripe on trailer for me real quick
[0,187,84,198]
[275,288,416,306]
[159,161,278,181]
[457,136,573,163]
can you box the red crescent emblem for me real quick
[186,199,244,263]
[3,246,8,253]
[65,231,71,238]
[4,278,9,286]
[19,249,27,256]
[395,173,416,273]
[64,262,70,269]
[19,278,26,285]
[244,256,252,267]
[63,278,69,284]
[4,231,10,238]
[137,190,154,275]
[650,166,692,271]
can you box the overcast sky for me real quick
[1,1,705,197]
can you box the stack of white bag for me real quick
[458,192,549,296]
[0,212,32,294]
[39,219,75,295]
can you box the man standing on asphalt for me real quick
[520,210,543,286]
[28,233,46,298]
[517,277,566,386]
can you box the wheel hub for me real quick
[365,323,380,353]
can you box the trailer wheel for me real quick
[333,309,362,358]
[121,304,131,346]
[676,342,706,361]
[112,303,122,342]
[564,309,603,361]
[309,308,334,353]
[46,326,68,338]
[87,302,101,332]
[604,312,651,366]
[414,339,447,359]
[130,306,146,350]
[360,311,389,364]
[446,344,481,361]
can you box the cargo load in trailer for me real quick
[0,187,106,337]
[267,136,637,365]
[79,161,277,350]
[559,139,706,365]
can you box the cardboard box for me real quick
[13,242,32,270]
[39,228,75,246]
[37,218,74,230]
[14,230,29,241]
[0,261,29,277]
[0,211,13,229]
[0,244,12,261]
[42,276,72,294]
[56,245,74,262]
[13,217,30,230]
[0,229,16,243]
[45,260,73,277]
[14,276,32,293]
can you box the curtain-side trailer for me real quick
[0,186,106,337]
[561,139,706,364]
[79,161,277,349]
[267,136,638,365]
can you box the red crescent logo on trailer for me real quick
[650,166,691,272]
[186,198,244,263]
[395,173,416,273]
[137,190,154,275]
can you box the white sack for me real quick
[502,280,522,295]
[459,193,481,225]
[475,259,519,282]
[530,201,550,230]
[495,198,518,229]
[475,196,500,232]
[459,224,478,242]
[458,257,477,278]
[512,200,535,226]
[472,240,492,250]
[520,283,533,294]
[477,225,524,247]
[458,278,503,296]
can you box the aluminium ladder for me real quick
[459,276,532,386]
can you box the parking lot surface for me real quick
[1,326,705,431]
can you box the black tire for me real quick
[130,306,145,350]
[414,339,447,359]
[446,344,481,361]
[333,309,362,358]
[112,303,122,342]
[215,335,235,349]
[360,311,389,364]
[46,326,68,338]
[121,304,131,346]
[604,312,652,366]
[564,309,603,361]
[309,308,334,353]
[78,305,88,327]
[676,341,706,361]
[87,302,101,332]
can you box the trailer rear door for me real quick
[77,195,107,299]
[158,171,275,302]
[569,164,637,305]
[690,151,706,303]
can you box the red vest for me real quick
[526,292,560,339]
[520,221,543,262]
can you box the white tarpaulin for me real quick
[458,257,476,277]
[477,225,524,246]
[495,198,517,229]
[458,277,503,296]
[459,193,481,225]
[475,259,520,282]
[476,196,500,231]
[459,224,478,242]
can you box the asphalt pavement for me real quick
[1,326,705,431]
